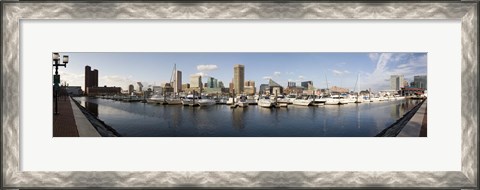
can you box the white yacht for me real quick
[182,94,196,106]
[258,96,274,108]
[197,98,216,106]
[292,96,313,106]
[324,97,340,105]
[286,94,297,104]
[166,97,182,105]
[146,94,165,104]
[237,95,249,107]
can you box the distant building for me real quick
[268,79,283,95]
[152,86,163,94]
[173,70,182,93]
[86,86,121,96]
[64,86,83,96]
[403,79,410,88]
[390,75,404,91]
[401,87,426,96]
[259,84,269,95]
[284,86,304,95]
[137,82,143,92]
[244,86,255,95]
[84,66,98,95]
[413,75,427,89]
[218,81,224,88]
[128,84,134,94]
[229,82,235,94]
[244,80,256,95]
[234,64,245,94]
[208,77,218,88]
[190,75,202,91]
[329,86,349,93]
[301,81,313,89]
[213,78,218,88]
[288,82,296,87]
[182,83,190,90]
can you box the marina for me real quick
[74,96,424,137]
[53,52,428,137]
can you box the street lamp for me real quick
[52,52,68,115]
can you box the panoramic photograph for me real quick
[52,52,427,137]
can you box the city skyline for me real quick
[56,52,427,92]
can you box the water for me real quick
[75,97,422,137]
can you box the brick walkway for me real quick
[53,96,79,137]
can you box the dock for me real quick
[53,97,101,137]
[375,99,427,137]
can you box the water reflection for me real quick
[75,97,423,137]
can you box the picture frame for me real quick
[2,1,478,189]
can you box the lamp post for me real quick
[52,53,69,115]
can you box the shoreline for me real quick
[71,97,122,137]
[375,98,427,137]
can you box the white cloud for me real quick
[263,76,272,80]
[58,71,84,87]
[193,72,209,77]
[100,75,136,90]
[273,71,281,77]
[368,53,380,62]
[197,64,218,71]
[332,70,350,76]
[362,53,427,91]
[298,75,305,80]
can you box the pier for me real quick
[53,96,119,137]
[375,99,427,137]
[53,97,100,137]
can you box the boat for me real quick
[292,96,313,106]
[166,97,182,105]
[146,94,165,104]
[182,94,196,106]
[324,97,340,105]
[246,95,258,105]
[331,95,349,104]
[308,95,326,105]
[276,94,289,104]
[226,97,235,105]
[237,95,249,107]
[197,97,216,106]
[258,96,274,108]
[286,94,297,104]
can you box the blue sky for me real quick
[57,52,427,92]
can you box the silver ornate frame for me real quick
[2,2,478,189]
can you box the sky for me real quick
[56,52,427,92]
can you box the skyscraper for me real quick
[413,75,427,89]
[233,64,245,94]
[84,65,99,95]
[173,70,182,93]
[288,82,296,87]
[390,75,404,90]
[190,75,202,90]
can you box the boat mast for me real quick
[325,74,331,96]
[169,63,176,98]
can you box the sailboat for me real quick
[354,73,363,103]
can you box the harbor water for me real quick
[75,97,422,137]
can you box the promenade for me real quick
[398,100,427,137]
[53,96,101,137]
[376,99,427,137]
